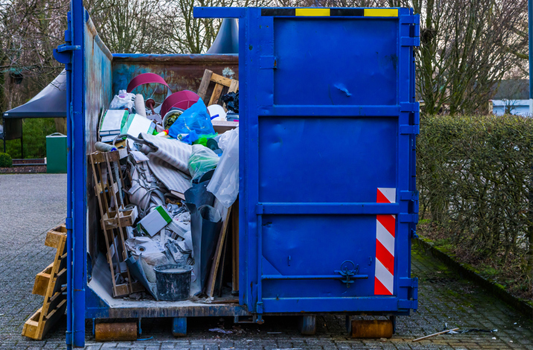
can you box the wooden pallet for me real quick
[90,151,136,297]
[22,224,68,340]
[197,69,239,107]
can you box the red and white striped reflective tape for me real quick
[375,188,396,295]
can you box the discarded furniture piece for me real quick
[197,69,239,107]
[22,224,68,340]
[59,5,419,347]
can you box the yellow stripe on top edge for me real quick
[295,8,331,16]
[364,9,398,17]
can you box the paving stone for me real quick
[1,174,533,350]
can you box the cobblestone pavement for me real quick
[1,174,532,350]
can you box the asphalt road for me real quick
[0,174,532,350]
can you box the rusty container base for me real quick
[95,322,138,341]
[351,319,393,339]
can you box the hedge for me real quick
[0,153,12,167]
[417,114,533,274]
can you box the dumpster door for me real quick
[195,7,419,315]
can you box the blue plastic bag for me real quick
[168,98,215,144]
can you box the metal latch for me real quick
[335,260,363,288]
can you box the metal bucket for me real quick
[154,264,193,301]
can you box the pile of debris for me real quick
[90,70,240,301]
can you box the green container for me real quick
[46,132,67,173]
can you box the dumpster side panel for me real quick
[84,14,113,268]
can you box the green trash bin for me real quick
[46,132,67,173]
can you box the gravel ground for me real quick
[1,174,532,350]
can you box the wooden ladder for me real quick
[22,224,68,340]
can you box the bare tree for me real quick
[0,0,68,112]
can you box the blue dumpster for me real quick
[55,4,419,348]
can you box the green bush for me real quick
[5,118,57,159]
[418,114,533,271]
[0,152,12,167]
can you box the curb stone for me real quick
[414,237,533,320]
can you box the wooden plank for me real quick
[21,308,42,339]
[207,206,233,297]
[212,121,239,134]
[43,289,66,318]
[44,231,66,249]
[197,69,213,100]
[210,73,233,87]
[232,200,239,294]
[216,233,229,297]
[32,264,53,296]
[53,224,67,234]
[208,83,225,106]
[41,300,67,339]
[91,150,121,163]
[228,79,239,93]
[49,268,67,297]
[115,283,130,297]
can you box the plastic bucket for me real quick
[154,264,193,301]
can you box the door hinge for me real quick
[66,217,73,231]
[400,102,420,113]
[399,277,418,310]
[400,190,419,214]
[400,190,419,202]
[398,299,417,309]
[53,44,80,64]
[399,213,418,224]
[400,125,419,135]
[400,14,420,47]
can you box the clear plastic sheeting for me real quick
[188,145,220,182]
[207,128,239,208]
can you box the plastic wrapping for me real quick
[206,128,239,208]
[167,98,215,144]
[188,145,220,182]
[110,90,135,110]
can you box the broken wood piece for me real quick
[231,200,239,294]
[197,69,239,109]
[413,328,460,342]
[206,205,233,297]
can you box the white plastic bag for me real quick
[206,128,239,208]
[110,89,135,110]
